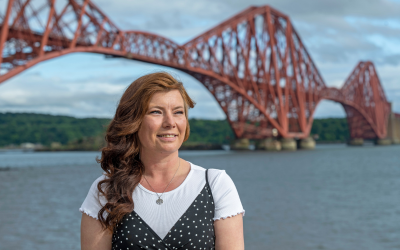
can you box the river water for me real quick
[1,144,399,250]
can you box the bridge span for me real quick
[0,0,399,148]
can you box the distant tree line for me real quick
[0,113,349,149]
[0,113,109,148]
[310,118,349,142]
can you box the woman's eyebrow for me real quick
[148,105,164,110]
[148,105,184,110]
[172,106,184,110]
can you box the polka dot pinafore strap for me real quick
[112,169,216,250]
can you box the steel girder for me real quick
[0,0,391,139]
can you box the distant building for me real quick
[20,142,44,151]
[20,142,35,149]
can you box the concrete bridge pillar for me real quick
[281,138,297,150]
[230,138,250,150]
[299,137,316,149]
[256,138,281,151]
[348,138,364,146]
[386,103,400,144]
[393,114,400,144]
[375,138,392,145]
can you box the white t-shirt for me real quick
[79,162,245,239]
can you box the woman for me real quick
[80,72,245,250]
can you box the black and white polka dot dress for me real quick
[112,169,216,250]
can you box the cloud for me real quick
[314,100,346,118]
[379,54,400,66]
[0,72,125,118]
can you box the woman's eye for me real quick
[175,111,184,114]
[150,110,161,114]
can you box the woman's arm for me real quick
[81,213,112,250]
[214,214,244,250]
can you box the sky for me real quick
[0,0,399,119]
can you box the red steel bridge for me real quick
[0,0,398,141]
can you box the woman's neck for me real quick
[140,149,180,179]
[139,149,191,192]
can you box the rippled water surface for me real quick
[1,144,400,250]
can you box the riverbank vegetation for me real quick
[310,118,349,142]
[0,113,349,150]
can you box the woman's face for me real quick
[138,89,187,154]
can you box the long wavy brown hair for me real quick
[96,72,195,233]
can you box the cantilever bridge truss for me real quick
[0,0,393,139]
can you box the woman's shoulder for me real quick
[188,161,232,187]
[87,173,108,194]
[93,172,108,184]
[189,161,225,175]
[79,173,109,219]
[188,162,244,220]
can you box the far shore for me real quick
[0,141,348,153]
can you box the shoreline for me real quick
[0,141,349,152]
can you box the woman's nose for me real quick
[163,111,176,128]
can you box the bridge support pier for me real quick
[375,138,392,146]
[299,137,316,149]
[256,138,281,151]
[387,103,400,144]
[281,138,297,150]
[348,138,364,146]
[230,138,250,150]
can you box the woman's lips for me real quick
[157,134,178,142]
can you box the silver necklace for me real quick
[142,159,180,205]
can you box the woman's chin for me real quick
[156,143,182,154]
